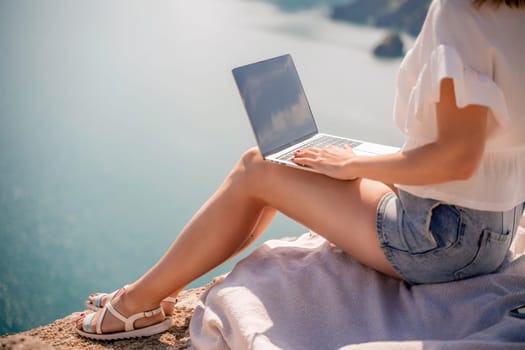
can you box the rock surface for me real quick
[0,287,207,350]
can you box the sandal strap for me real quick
[95,287,165,333]
[123,306,163,332]
[105,301,163,332]
[88,284,129,309]
[96,304,110,334]
[83,313,96,333]
[94,294,106,308]
[94,288,120,334]
[163,296,178,304]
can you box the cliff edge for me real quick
[0,287,207,350]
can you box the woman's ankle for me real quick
[118,286,161,315]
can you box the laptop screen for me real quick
[232,54,318,157]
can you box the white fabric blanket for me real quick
[189,226,525,350]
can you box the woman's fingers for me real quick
[292,148,320,165]
[293,145,351,161]
[291,145,356,180]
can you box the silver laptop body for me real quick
[232,54,398,173]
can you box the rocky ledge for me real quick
[372,32,405,58]
[0,287,207,350]
[331,0,431,37]
[330,0,432,58]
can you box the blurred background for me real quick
[0,0,430,335]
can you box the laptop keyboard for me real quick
[276,136,362,161]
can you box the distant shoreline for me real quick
[329,0,431,58]
[330,0,432,38]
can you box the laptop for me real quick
[232,54,399,173]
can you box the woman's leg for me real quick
[84,207,276,316]
[78,148,399,333]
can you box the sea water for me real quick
[0,0,405,334]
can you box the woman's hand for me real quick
[291,79,488,185]
[292,144,358,180]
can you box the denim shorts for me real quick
[376,190,525,284]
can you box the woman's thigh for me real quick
[240,150,400,279]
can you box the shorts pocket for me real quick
[454,229,512,280]
[404,203,463,254]
[427,204,464,249]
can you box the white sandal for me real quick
[77,288,174,340]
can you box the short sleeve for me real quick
[394,0,511,141]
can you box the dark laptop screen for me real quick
[232,54,318,156]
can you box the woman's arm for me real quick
[293,78,489,185]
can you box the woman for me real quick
[77,0,525,340]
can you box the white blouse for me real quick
[394,0,525,211]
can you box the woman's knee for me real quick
[240,146,263,165]
[229,147,267,185]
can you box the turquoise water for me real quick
[0,0,404,335]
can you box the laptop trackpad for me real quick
[354,143,399,155]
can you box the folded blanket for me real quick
[190,227,525,350]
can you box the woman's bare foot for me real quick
[77,287,167,334]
